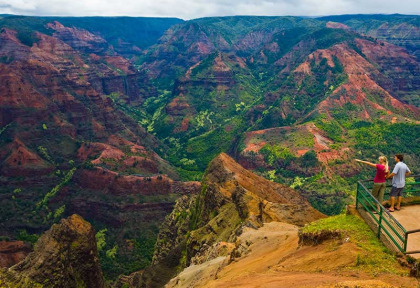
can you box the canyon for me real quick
[0,13,419,286]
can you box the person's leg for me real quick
[396,196,402,210]
[377,183,386,213]
[396,188,403,210]
[395,188,403,210]
[372,183,381,213]
[372,183,379,197]
[389,197,395,211]
[378,183,385,204]
[389,186,397,211]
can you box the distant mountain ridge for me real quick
[318,14,420,59]
[0,15,184,56]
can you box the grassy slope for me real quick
[302,214,409,276]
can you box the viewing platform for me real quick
[356,175,420,259]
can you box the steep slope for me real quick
[252,34,420,128]
[0,20,198,279]
[123,153,324,287]
[0,214,105,288]
[166,214,417,288]
[318,41,419,115]
[149,51,262,171]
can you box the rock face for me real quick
[128,153,324,288]
[47,21,109,54]
[0,241,32,268]
[0,139,54,177]
[0,214,105,288]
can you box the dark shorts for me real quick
[390,186,404,197]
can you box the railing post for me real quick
[404,232,408,253]
[377,206,383,239]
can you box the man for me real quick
[386,154,411,212]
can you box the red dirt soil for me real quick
[168,221,416,288]
[0,241,32,268]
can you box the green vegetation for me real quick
[302,214,408,275]
[106,245,118,259]
[189,184,207,230]
[260,144,295,166]
[353,122,420,157]
[13,188,22,194]
[37,146,53,163]
[300,150,319,167]
[0,123,11,136]
[96,229,107,252]
[56,16,183,49]
[315,117,343,142]
[53,205,65,220]
[231,103,396,217]
[37,168,77,210]
[16,230,39,245]
[98,233,157,280]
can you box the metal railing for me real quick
[356,175,420,254]
[406,228,420,255]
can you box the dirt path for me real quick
[204,271,416,288]
[166,221,418,288]
[391,205,420,259]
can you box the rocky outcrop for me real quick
[132,153,324,287]
[201,153,324,224]
[0,214,105,288]
[181,153,325,265]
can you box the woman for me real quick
[355,156,389,210]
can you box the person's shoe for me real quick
[395,207,401,211]
[387,208,394,212]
